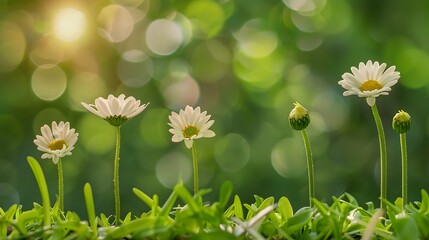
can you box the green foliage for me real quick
[3,158,429,239]
[27,156,51,227]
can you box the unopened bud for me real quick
[289,102,310,131]
[392,110,411,134]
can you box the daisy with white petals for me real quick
[81,94,149,224]
[34,121,78,164]
[339,60,401,210]
[338,60,400,107]
[81,94,149,126]
[168,105,215,194]
[34,121,78,211]
[168,105,215,149]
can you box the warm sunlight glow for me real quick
[54,8,85,42]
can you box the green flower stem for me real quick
[191,142,199,195]
[400,133,408,209]
[301,129,314,208]
[57,158,64,211]
[371,104,387,210]
[114,126,121,224]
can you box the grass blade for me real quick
[27,156,51,227]
[160,189,178,217]
[218,181,233,210]
[133,188,162,213]
[84,183,97,234]
[234,195,244,220]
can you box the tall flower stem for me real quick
[400,133,408,209]
[58,158,64,211]
[114,126,121,224]
[191,142,199,195]
[301,129,314,208]
[371,104,387,210]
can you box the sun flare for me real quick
[54,8,86,42]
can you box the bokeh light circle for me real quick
[54,8,86,42]
[78,115,115,154]
[156,152,191,188]
[239,31,278,59]
[98,4,134,43]
[0,21,26,72]
[31,66,67,101]
[185,0,225,39]
[29,38,64,68]
[234,50,285,90]
[235,19,278,59]
[163,75,200,109]
[146,19,183,56]
[112,0,145,8]
[271,138,306,178]
[68,72,107,109]
[190,40,231,82]
[32,108,66,135]
[214,133,250,172]
[282,0,327,15]
[117,53,154,87]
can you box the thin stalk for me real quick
[371,104,387,210]
[57,158,64,211]
[400,133,408,209]
[301,129,314,208]
[191,142,199,195]
[114,126,121,224]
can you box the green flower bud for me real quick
[289,102,310,131]
[392,110,411,134]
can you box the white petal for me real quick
[128,103,148,118]
[183,105,193,123]
[366,97,376,106]
[200,119,214,132]
[41,125,54,142]
[95,98,111,118]
[118,94,126,103]
[169,112,186,129]
[191,107,201,125]
[172,134,184,142]
[51,156,59,164]
[196,114,211,128]
[109,96,121,115]
[202,130,215,138]
[351,68,364,83]
[119,98,135,116]
[35,135,49,147]
[184,139,193,149]
[81,102,101,117]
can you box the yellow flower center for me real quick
[360,80,383,92]
[183,126,199,138]
[48,139,66,151]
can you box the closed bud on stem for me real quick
[289,102,310,131]
[392,110,411,134]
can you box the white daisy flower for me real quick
[168,105,215,149]
[338,60,400,106]
[81,94,149,126]
[34,121,79,164]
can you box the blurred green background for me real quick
[1,0,429,217]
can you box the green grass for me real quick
[1,157,429,239]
